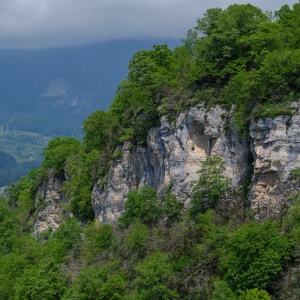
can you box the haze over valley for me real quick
[0,39,178,185]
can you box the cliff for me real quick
[33,103,300,234]
[250,104,300,219]
[33,177,66,237]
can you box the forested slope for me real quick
[1,3,300,299]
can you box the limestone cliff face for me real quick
[34,103,300,233]
[250,109,300,219]
[33,177,66,237]
[92,104,251,223]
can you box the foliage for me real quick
[2,3,300,299]
[42,137,81,177]
[83,110,119,154]
[220,221,291,291]
[194,4,268,84]
[13,259,67,300]
[251,103,293,119]
[4,169,46,231]
[289,167,300,181]
[118,185,163,227]
[189,156,231,218]
[131,251,178,300]
[43,218,83,262]
[0,253,26,300]
[82,222,115,264]
[212,280,236,300]
[63,262,125,300]
[238,288,271,300]
[0,197,18,255]
[125,223,149,256]
[63,150,99,220]
[162,189,184,222]
[110,44,175,144]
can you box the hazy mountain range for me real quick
[0,39,179,186]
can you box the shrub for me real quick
[118,186,163,227]
[125,223,149,255]
[220,221,291,291]
[131,252,178,299]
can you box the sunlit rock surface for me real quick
[250,108,300,219]
[92,104,250,223]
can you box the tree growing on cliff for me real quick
[42,137,81,178]
[189,156,231,218]
[118,185,163,227]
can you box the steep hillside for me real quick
[1,3,300,299]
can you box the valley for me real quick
[0,39,179,186]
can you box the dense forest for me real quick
[1,3,300,299]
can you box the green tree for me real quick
[0,197,17,254]
[125,223,149,257]
[212,280,236,300]
[63,262,125,300]
[82,223,115,264]
[220,221,291,291]
[189,156,231,218]
[83,110,119,153]
[110,44,175,144]
[13,259,66,300]
[43,218,83,263]
[194,4,268,84]
[0,253,26,300]
[275,3,300,49]
[132,252,178,299]
[162,188,183,222]
[257,49,300,100]
[42,137,81,177]
[118,185,163,227]
[238,288,271,300]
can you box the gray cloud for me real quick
[0,0,297,49]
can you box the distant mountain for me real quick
[0,39,180,186]
[0,39,180,138]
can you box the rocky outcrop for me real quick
[34,103,300,231]
[92,104,251,223]
[33,177,66,237]
[250,109,300,219]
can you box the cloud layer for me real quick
[0,0,297,49]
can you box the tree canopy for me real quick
[1,3,300,299]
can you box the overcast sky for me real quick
[0,0,297,49]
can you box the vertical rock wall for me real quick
[33,177,66,237]
[92,104,251,223]
[250,111,300,219]
[33,104,300,233]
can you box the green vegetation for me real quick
[189,156,231,218]
[1,153,300,299]
[0,131,50,186]
[1,2,300,299]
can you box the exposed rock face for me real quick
[33,104,300,231]
[33,177,66,237]
[250,112,300,219]
[92,104,251,223]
